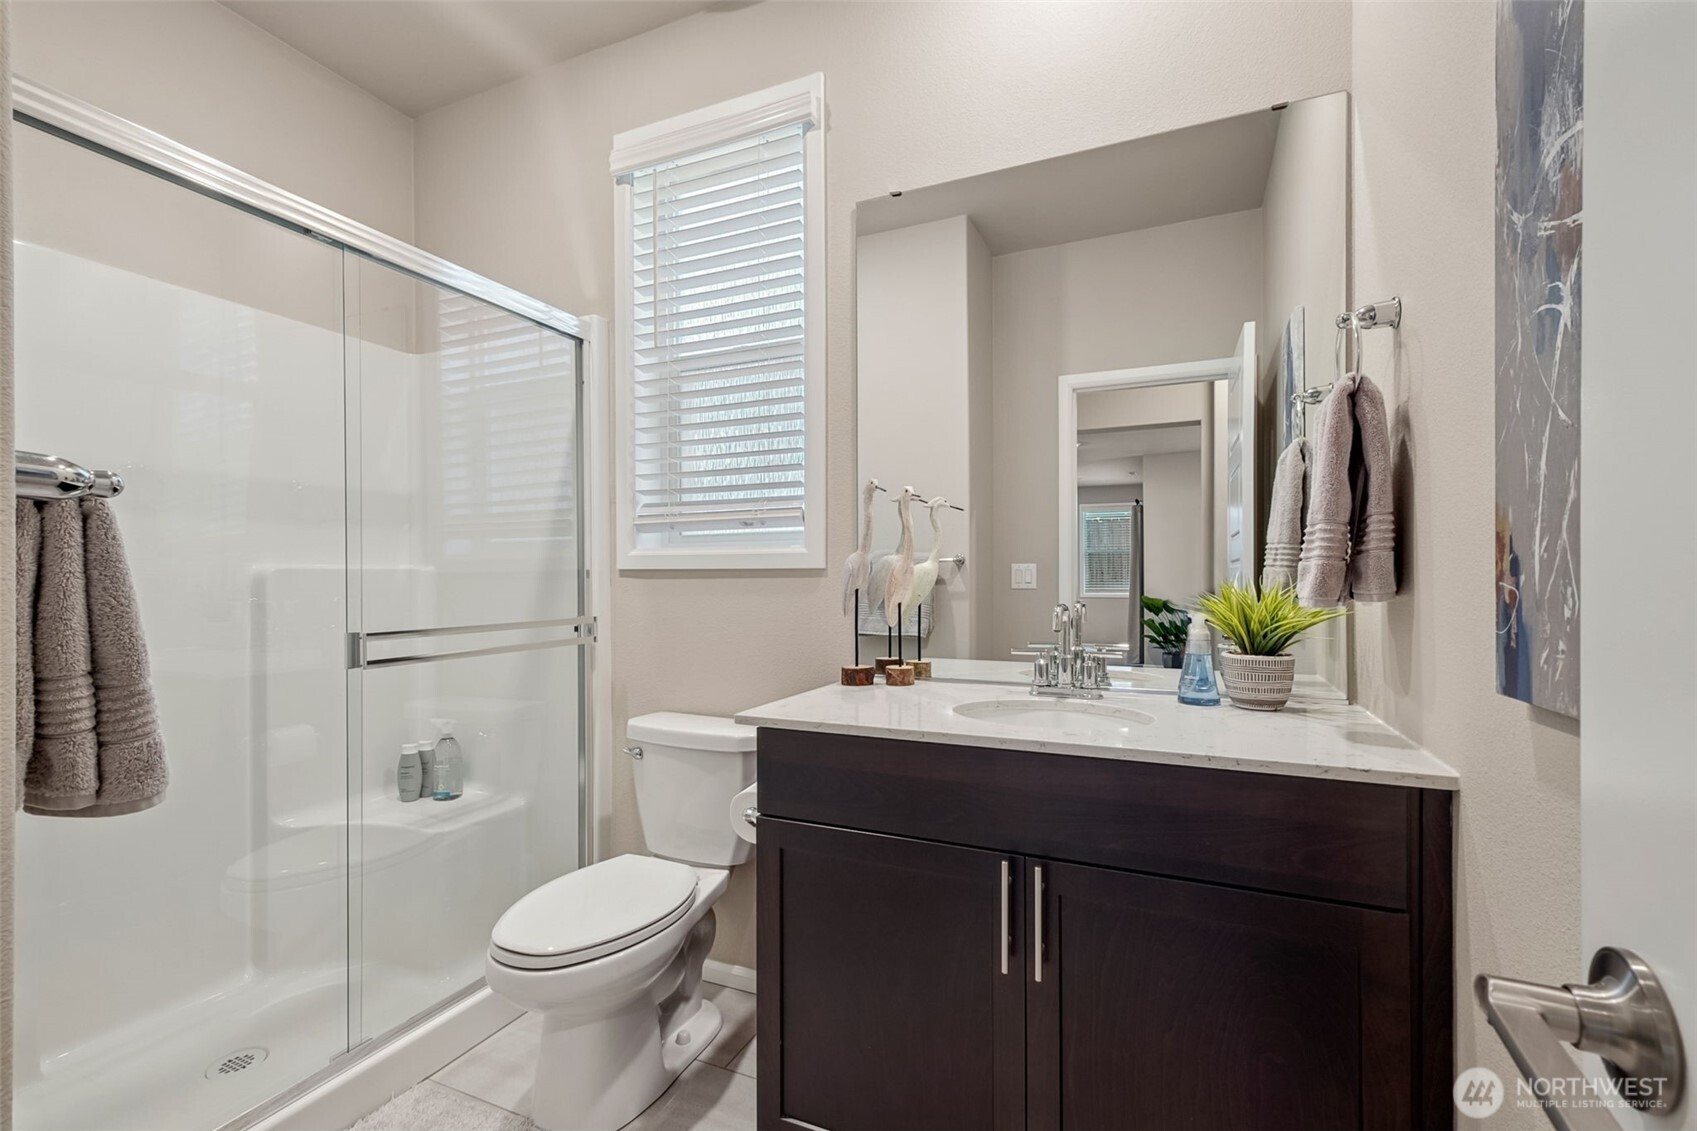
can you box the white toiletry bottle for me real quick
[397,743,422,802]
[431,719,464,800]
[418,737,436,801]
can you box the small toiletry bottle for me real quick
[1177,620,1221,707]
[430,718,464,800]
[397,743,422,802]
[418,738,436,802]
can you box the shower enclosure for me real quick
[9,83,596,1130]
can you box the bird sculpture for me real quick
[842,478,884,617]
[883,487,919,640]
[906,497,949,657]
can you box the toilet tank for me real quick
[626,712,758,867]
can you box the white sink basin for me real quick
[952,697,1156,740]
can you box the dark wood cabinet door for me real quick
[1026,861,1412,1131]
[757,817,1025,1131]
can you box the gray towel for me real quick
[1348,374,1397,601]
[15,501,39,794]
[1296,374,1358,607]
[25,500,99,812]
[73,500,167,816]
[1261,438,1307,591]
[22,499,167,817]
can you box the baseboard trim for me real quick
[243,987,521,1131]
[703,960,756,994]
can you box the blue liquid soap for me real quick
[1177,621,1221,707]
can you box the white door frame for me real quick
[1056,356,1236,611]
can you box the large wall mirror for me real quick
[853,91,1350,697]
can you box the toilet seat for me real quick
[489,854,699,971]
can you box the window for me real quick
[613,75,825,569]
[1079,504,1136,597]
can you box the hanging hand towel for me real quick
[1296,374,1358,608]
[1261,438,1308,591]
[24,500,99,812]
[1348,373,1397,601]
[73,498,168,816]
[15,501,40,798]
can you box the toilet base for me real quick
[524,910,723,1131]
[531,999,721,1131]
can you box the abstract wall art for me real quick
[1495,0,1583,717]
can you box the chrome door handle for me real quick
[1477,947,1684,1130]
[998,859,1010,975]
[1032,864,1044,983]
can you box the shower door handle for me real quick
[350,615,596,670]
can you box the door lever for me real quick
[1477,947,1684,1131]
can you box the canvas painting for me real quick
[1495,0,1583,717]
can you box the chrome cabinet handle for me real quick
[998,859,1010,975]
[1477,946,1684,1130]
[1033,864,1045,983]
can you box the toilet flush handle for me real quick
[623,745,644,759]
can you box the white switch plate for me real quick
[1011,563,1037,590]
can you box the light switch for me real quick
[1011,563,1037,590]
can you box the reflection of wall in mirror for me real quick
[854,215,991,659]
[990,214,1260,660]
[1260,93,1348,689]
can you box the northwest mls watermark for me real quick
[1454,1067,1672,1120]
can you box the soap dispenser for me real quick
[1177,619,1221,707]
[430,718,464,800]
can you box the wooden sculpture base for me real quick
[909,660,933,680]
[884,664,916,686]
[873,656,900,676]
[840,665,875,687]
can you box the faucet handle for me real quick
[1052,604,1069,633]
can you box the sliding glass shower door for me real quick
[344,257,586,1042]
[11,104,588,1130]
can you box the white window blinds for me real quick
[628,123,808,537]
[437,293,577,550]
[1081,507,1135,596]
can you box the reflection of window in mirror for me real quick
[1079,505,1134,599]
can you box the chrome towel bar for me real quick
[15,451,125,501]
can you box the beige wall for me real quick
[988,212,1259,659]
[1349,2,1581,1119]
[12,0,415,242]
[414,0,1352,968]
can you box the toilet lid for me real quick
[490,854,698,970]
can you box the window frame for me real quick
[1077,502,1137,600]
[612,74,827,571]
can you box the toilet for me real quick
[484,712,757,1131]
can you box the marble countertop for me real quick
[737,678,1459,790]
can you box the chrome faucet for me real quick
[1014,601,1117,698]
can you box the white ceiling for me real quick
[221,1,717,116]
[856,107,1284,255]
[1077,424,1201,487]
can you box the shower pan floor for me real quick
[15,959,475,1131]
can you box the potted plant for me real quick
[1196,582,1348,710]
[1141,596,1191,669]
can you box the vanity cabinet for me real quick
[755,728,1454,1131]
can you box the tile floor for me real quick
[349,984,756,1131]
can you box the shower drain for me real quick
[205,1047,269,1080]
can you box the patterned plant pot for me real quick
[1219,651,1297,711]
